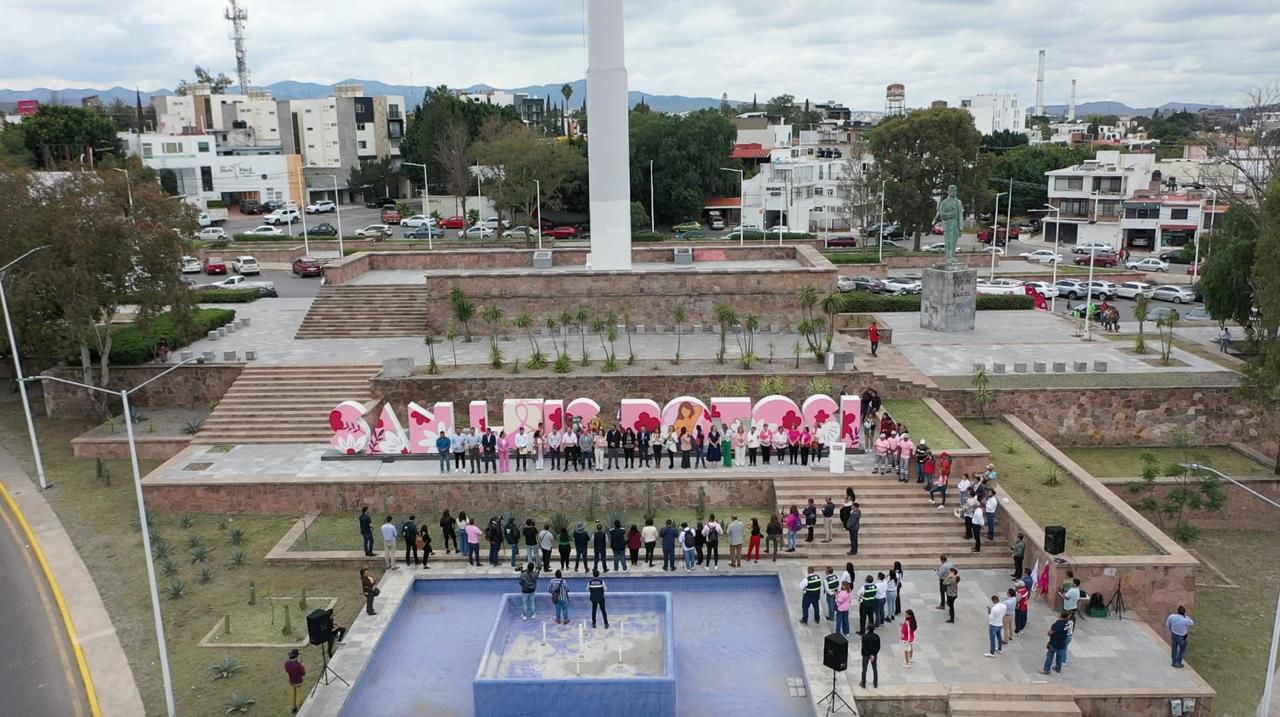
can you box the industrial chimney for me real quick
[1068,79,1077,122]
[1035,50,1045,116]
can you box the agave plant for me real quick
[164,580,187,600]
[209,657,242,680]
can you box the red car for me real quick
[1185,262,1204,275]
[1073,251,1119,267]
[977,225,1021,244]
[438,215,467,229]
[544,226,580,238]
[204,257,227,275]
[824,235,859,248]
[291,256,323,277]
[380,207,402,225]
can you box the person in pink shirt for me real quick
[901,609,918,666]
[787,427,801,465]
[886,431,900,473]
[497,430,511,473]
[835,581,853,636]
[464,518,483,566]
[759,426,774,464]
[799,426,814,466]
[874,432,890,474]
[897,434,915,483]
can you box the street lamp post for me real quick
[534,179,543,251]
[720,167,745,246]
[649,160,655,234]
[0,246,50,490]
[322,174,345,257]
[1030,204,1063,311]
[991,191,1007,280]
[31,359,200,717]
[111,168,134,217]
[401,162,433,250]
[878,179,887,262]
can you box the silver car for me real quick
[1151,285,1196,304]
[880,276,922,295]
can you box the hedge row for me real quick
[838,293,1034,312]
[190,289,263,303]
[95,308,237,365]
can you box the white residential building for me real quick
[1120,191,1204,252]
[960,94,1025,134]
[118,132,299,207]
[1042,150,1156,247]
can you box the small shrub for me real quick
[183,419,206,435]
[95,457,111,486]
[229,527,246,545]
[217,517,228,530]
[164,580,187,600]
[606,510,628,529]
[190,545,213,564]
[159,558,179,577]
[553,354,572,373]
[79,308,236,366]
[805,377,833,396]
[757,375,787,396]
[1043,467,1062,487]
[550,512,570,534]
[228,549,247,568]
[601,355,618,373]
[1003,440,1017,455]
[187,534,206,550]
[151,540,172,561]
[224,693,255,713]
[198,567,214,584]
[179,513,195,529]
[209,657,242,680]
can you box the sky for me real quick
[2,0,1279,109]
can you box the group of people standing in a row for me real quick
[799,562,916,689]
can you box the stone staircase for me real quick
[948,690,1081,717]
[295,284,428,339]
[772,472,1004,570]
[193,364,380,444]
[855,343,937,390]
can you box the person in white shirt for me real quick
[984,490,999,541]
[380,517,398,569]
[746,427,761,466]
[641,520,660,567]
[771,429,788,466]
[873,573,889,626]
[548,429,562,471]
[970,503,985,553]
[985,594,1008,657]
[514,428,530,471]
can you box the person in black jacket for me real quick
[401,515,419,566]
[588,569,609,629]
[521,519,538,566]
[860,624,880,688]
[638,429,652,467]
[504,518,521,570]
[439,510,457,554]
[608,520,629,572]
[573,522,591,572]
[358,506,375,557]
[592,523,609,573]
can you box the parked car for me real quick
[976,278,1027,296]
[544,226,580,239]
[978,225,1020,243]
[260,200,282,213]
[1053,279,1091,300]
[231,256,260,275]
[203,275,274,291]
[503,226,539,239]
[459,225,496,239]
[1024,281,1058,298]
[672,221,703,233]
[239,199,262,215]
[850,276,885,292]
[708,216,726,230]
[836,276,858,293]
[1017,218,1042,232]
[1151,285,1196,303]
[1020,249,1063,264]
[1148,306,1180,322]
[480,216,510,230]
[1068,302,1103,320]
[1084,280,1119,299]
[180,256,202,274]
[203,257,228,275]
[978,246,1006,256]
[380,207,402,224]
[880,276,922,295]
[674,229,706,239]
[1185,263,1204,275]
[879,239,907,251]
[1114,281,1154,299]
[309,222,338,236]
[1184,306,1213,321]
[1072,242,1114,255]
[438,215,467,229]
[401,215,435,228]
[922,242,947,253]
[1158,249,1193,264]
[291,256,324,277]
[1125,257,1170,272]
[354,224,393,239]
[1073,251,1119,267]
[364,196,395,208]
[243,225,283,236]
[404,225,444,239]
[876,223,904,239]
[305,200,336,214]
[265,208,301,225]
[766,224,791,233]
[824,235,859,248]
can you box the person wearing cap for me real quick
[913,439,931,484]
[285,649,306,713]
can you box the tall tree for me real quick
[435,120,472,217]
[629,109,737,225]
[983,130,1029,151]
[868,107,987,249]
[347,157,401,200]
[176,66,234,95]
[473,123,587,224]
[1200,205,1262,338]
[836,141,874,231]
[20,105,121,169]
[989,144,1095,216]
[401,86,520,194]
[0,122,31,168]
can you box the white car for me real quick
[1084,280,1118,299]
[305,200,336,214]
[766,224,791,233]
[880,276,922,295]
[197,227,227,240]
[731,223,763,233]
[836,276,858,293]
[1021,249,1063,264]
[1125,257,1169,273]
[231,256,260,275]
[1151,285,1196,303]
[978,246,1006,256]
[1115,281,1155,299]
[243,225,284,236]
[265,208,301,225]
[479,216,510,230]
[203,275,274,291]
[708,217,726,230]
[975,278,1026,296]
[401,215,435,228]
[460,225,496,239]
[503,226,539,238]
[922,242,946,253]
[1072,242,1114,255]
[180,256,202,274]
[1024,281,1058,298]
[354,224,393,238]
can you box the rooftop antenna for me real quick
[225,0,251,95]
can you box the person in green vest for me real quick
[799,566,823,625]
[857,574,879,635]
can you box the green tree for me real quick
[1200,205,1261,338]
[672,303,687,364]
[629,110,737,225]
[472,123,587,225]
[401,85,521,189]
[347,157,400,201]
[868,108,986,249]
[21,105,121,169]
[630,201,650,229]
[436,120,472,218]
[1133,293,1151,354]
[1126,429,1227,542]
[449,287,475,341]
[482,305,505,367]
[983,130,1029,151]
[765,94,797,123]
[176,66,233,95]
[989,144,1095,217]
[714,303,737,365]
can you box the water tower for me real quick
[885,84,906,117]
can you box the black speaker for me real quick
[823,633,848,672]
[307,608,332,646]
[1045,526,1066,555]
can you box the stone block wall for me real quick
[142,475,776,515]
[40,365,244,418]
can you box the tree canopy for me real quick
[989,144,1096,216]
[20,105,121,169]
[176,66,233,95]
[472,121,587,223]
[628,109,738,225]
[401,86,522,190]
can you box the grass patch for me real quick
[880,400,965,451]
[1188,529,1280,717]
[960,418,1154,555]
[0,401,366,717]
[200,597,336,647]
[1062,446,1272,478]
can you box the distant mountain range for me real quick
[0,79,733,114]
[1034,101,1224,117]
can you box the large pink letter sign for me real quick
[369,404,410,454]
[751,395,802,433]
[802,395,840,445]
[503,399,543,434]
[839,395,862,449]
[566,397,600,429]
[709,397,752,434]
[468,401,489,432]
[543,400,565,431]
[620,399,661,433]
[328,401,371,454]
[662,396,711,435]
[407,401,453,454]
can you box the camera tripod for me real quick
[315,643,349,687]
[1107,578,1127,620]
[816,668,857,715]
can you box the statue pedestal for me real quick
[920,265,977,332]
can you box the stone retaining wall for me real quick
[70,435,192,460]
[40,365,244,418]
[142,474,776,515]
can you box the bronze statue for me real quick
[934,184,964,266]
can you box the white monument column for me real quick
[586,0,633,271]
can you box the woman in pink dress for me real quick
[497,430,511,473]
[787,426,802,465]
[799,425,814,466]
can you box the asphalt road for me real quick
[0,498,90,717]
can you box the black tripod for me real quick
[1107,578,1127,620]
[815,668,856,715]
[314,643,349,687]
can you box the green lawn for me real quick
[881,399,965,451]
[960,418,1154,555]
[1062,446,1273,478]
[1189,529,1280,717]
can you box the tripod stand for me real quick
[1107,578,1127,620]
[815,668,856,715]
[314,643,349,687]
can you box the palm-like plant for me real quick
[446,323,458,367]
[622,310,636,365]
[450,287,475,342]
[1133,293,1150,354]
[797,285,823,357]
[559,309,574,357]
[546,317,562,361]
[482,304,505,367]
[516,311,545,368]
[672,303,688,364]
[423,334,440,375]
[575,306,591,365]
[820,291,843,353]
[714,303,738,365]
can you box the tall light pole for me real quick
[648,160,655,234]
[720,167,745,246]
[1030,204,1062,311]
[322,174,345,257]
[111,168,134,217]
[534,179,543,250]
[31,358,200,717]
[878,179,887,262]
[991,191,1007,280]
[0,246,50,490]
[475,160,484,228]
[299,190,311,257]
[401,162,433,249]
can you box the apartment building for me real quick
[1043,150,1156,246]
[458,88,548,125]
[960,94,1025,134]
[118,131,299,207]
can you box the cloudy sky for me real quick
[2,0,1278,109]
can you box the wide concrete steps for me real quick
[193,364,379,444]
[295,285,428,339]
[949,699,1080,717]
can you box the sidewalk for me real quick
[0,444,145,717]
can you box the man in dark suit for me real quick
[358,506,375,557]
[860,624,880,688]
[401,515,419,566]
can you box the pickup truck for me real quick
[198,207,229,227]
[201,275,275,291]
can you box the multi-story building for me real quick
[1120,191,1204,252]
[118,131,300,208]
[960,94,1025,134]
[153,87,249,134]
[458,88,549,126]
[1043,150,1155,246]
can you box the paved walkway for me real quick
[0,443,145,717]
[345,259,805,284]
[188,299,804,366]
[879,311,1227,377]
